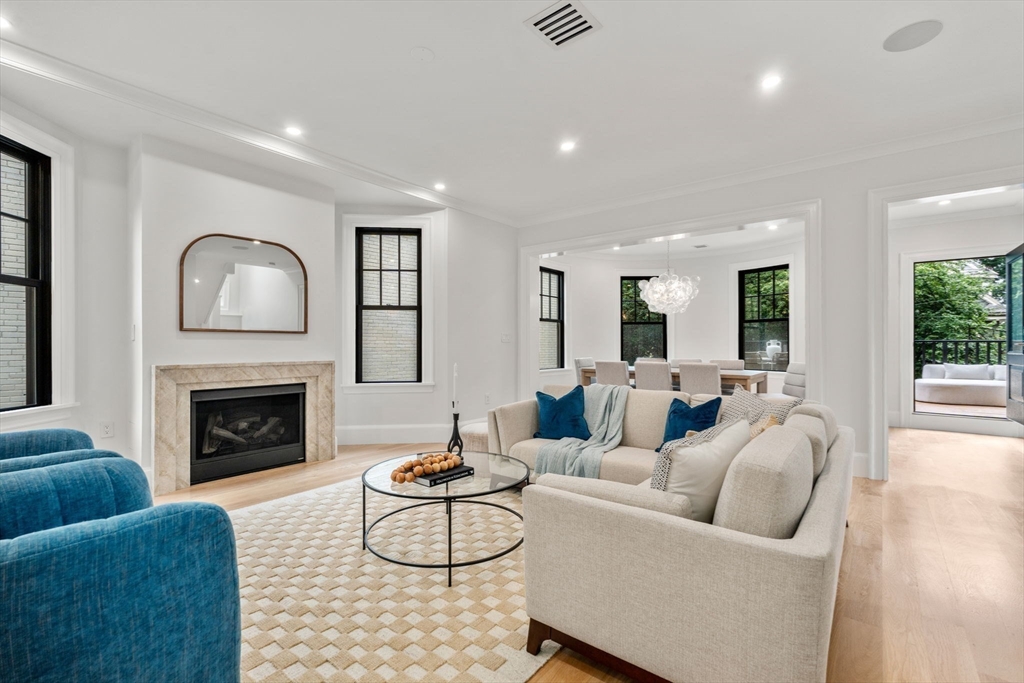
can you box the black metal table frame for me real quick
[361,460,529,587]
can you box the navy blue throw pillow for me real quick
[534,385,592,440]
[657,397,721,452]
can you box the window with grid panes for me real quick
[356,228,421,383]
[620,276,666,365]
[738,265,789,372]
[539,267,564,370]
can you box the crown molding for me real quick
[888,202,1023,231]
[520,114,1024,227]
[0,39,518,228]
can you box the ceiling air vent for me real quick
[693,244,708,249]
[525,2,602,49]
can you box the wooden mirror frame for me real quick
[179,233,309,334]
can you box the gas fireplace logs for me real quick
[201,410,289,455]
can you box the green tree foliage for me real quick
[914,260,1004,341]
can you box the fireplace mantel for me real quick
[152,361,335,495]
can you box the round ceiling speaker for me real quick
[883,20,943,52]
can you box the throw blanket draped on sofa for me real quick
[535,384,630,478]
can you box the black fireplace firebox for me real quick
[190,383,306,484]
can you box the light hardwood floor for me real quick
[154,429,1024,683]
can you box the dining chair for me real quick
[634,360,673,391]
[573,357,595,385]
[670,358,702,367]
[635,357,666,362]
[782,362,806,398]
[677,362,721,396]
[710,359,745,395]
[594,361,631,386]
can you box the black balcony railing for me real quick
[914,339,1007,378]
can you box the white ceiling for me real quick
[588,219,804,258]
[888,184,1024,223]
[1,1,1022,226]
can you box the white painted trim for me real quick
[852,452,870,479]
[519,200,823,403]
[339,213,440,392]
[867,165,1024,482]
[887,410,902,427]
[889,202,1023,231]
[0,108,76,413]
[0,40,513,228]
[521,115,1024,227]
[336,423,451,445]
[897,243,1019,435]
[0,402,80,431]
[901,414,1023,438]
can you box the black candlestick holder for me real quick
[447,404,464,455]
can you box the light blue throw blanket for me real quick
[534,384,631,478]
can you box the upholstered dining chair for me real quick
[634,360,673,391]
[635,357,666,363]
[573,357,595,385]
[781,362,806,399]
[670,358,702,367]
[677,362,721,396]
[594,361,631,386]
[710,359,745,395]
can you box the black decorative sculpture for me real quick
[447,401,464,455]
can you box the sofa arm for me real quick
[492,399,539,455]
[0,502,241,683]
[0,428,95,461]
[0,458,153,539]
[0,448,123,474]
[522,485,833,683]
[536,473,692,518]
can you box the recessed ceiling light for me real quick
[560,141,576,152]
[760,73,783,91]
[253,240,261,244]
[284,126,302,137]
[0,17,12,29]
[768,224,779,230]
[434,183,446,191]
[938,200,951,206]
[612,246,620,250]
[194,279,200,284]
[883,20,943,52]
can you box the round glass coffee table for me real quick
[362,451,530,586]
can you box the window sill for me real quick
[341,382,436,395]
[0,403,80,431]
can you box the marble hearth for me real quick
[153,361,335,495]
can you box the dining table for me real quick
[578,366,769,393]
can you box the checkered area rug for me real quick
[230,478,558,682]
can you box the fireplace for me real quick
[190,383,306,484]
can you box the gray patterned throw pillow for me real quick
[650,419,743,492]
[720,386,802,425]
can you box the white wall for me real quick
[886,211,1023,435]
[130,138,336,470]
[334,208,518,442]
[520,128,1024,464]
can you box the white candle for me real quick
[453,363,458,405]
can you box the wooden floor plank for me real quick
[152,429,1024,683]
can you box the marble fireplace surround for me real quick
[153,361,335,495]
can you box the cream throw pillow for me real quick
[661,420,751,523]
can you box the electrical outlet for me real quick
[484,393,491,405]
[501,333,512,343]
[100,422,115,439]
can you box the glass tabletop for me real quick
[362,451,530,500]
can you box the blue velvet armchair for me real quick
[0,457,241,683]
[0,427,123,473]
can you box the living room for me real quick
[1,2,1022,683]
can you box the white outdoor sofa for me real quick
[915,363,1007,407]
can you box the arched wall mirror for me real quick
[179,234,308,333]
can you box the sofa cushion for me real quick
[713,426,813,539]
[508,438,555,471]
[720,386,802,425]
[914,379,1007,407]
[784,414,828,479]
[651,420,750,523]
[788,403,839,447]
[598,447,660,486]
[621,389,691,451]
[535,385,591,440]
[944,363,990,380]
[993,365,1007,381]
[536,473,692,518]
[658,397,720,452]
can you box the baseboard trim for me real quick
[852,451,871,479]
[334,418,486,446]
[887,410,902,427]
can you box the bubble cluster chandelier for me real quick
[638,238,700,315]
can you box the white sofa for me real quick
[915,363,1007,407]
[517,396,852,683]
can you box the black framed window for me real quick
[1,135,51,412]
[356,228,421,383]
[539,267,564,370]
[739,265,789,372]
[621,276,666,364]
